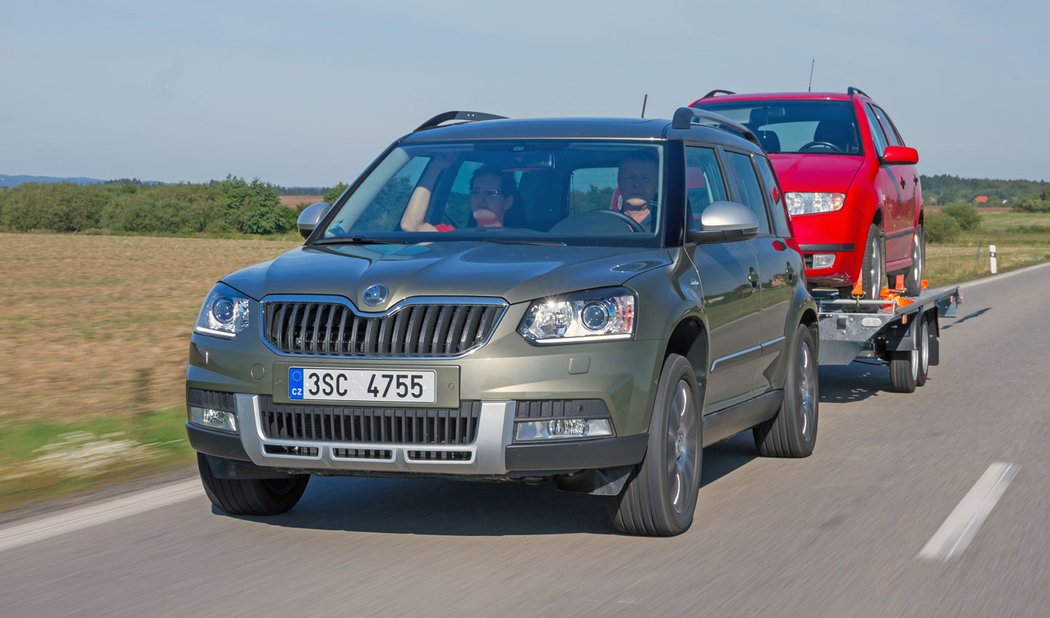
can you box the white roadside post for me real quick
[990,244,998,274]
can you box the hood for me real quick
[769,153,864,192]
[222,242,671,310]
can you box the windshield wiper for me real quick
[311,237,405,246]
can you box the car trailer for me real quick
[814,284,961,392]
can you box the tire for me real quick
[860,224,886,300]
[753,325,818,458]
[916,315,930,387]
[888,319,922,393]
[197,453,310,516]
[904,224,925,296]
[607,354,702,536]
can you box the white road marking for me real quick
[918,462,1019,561]
[0,479,203,553]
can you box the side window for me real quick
[873,105,905,146]
[863,104,890,154]
[724,151,771,235]
[568,167,618,215]
[756,156,791,238]
[684,146,728,232]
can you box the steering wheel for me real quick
[597,209,646,232]
[798,141,842,153]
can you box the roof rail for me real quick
[701,89,736,99]
[415,111,507,132]
[847,86,871,99]
[671,107,760,147]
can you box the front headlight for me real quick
[194,283,250,338]
[784,192,845,215]
[518,287,635,344]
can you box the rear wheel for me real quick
[607,354,702,536]
[197,453,310,516]
[860,224,886,300]
[753,325,818,457]
[904,224,925,296]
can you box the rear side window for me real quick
[755,156,791,238]
[684,146,728,232]
[863,104,890,154]
[724,151,771,235]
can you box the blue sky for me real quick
[2,0,1047,186]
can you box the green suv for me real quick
[186,109,819,536]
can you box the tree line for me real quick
[920,174,1048,205]
[0,176,307,235]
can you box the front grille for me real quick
[333,448,393,460]
[263,300,503,357]
[258,396,481,445]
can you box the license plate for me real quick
[288,368,436,404]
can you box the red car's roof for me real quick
[690,92,857,106]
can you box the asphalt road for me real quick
[3,264,1049,617]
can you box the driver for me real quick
[400,160,515,232]
[616,150,659,229]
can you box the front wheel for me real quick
[860,224,886,300]
[904,224,925,296]
[607,354,702,536]
[197,453,310,516]
[753,325,819,457]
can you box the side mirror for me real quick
[297,201,330,239]
[687,201,759,243]
[881,145,919,165]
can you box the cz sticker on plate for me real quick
[288,367,436,404]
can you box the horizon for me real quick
[3,1,1048,186]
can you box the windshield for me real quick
[319,140,664,246]
[694,100,861,155]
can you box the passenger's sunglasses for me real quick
[470,188,504,197]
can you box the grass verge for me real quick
[0,405,194,512]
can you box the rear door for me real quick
[723,149,795,390]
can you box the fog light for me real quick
[514,418,613,441]
[189,406,238,433]
[811,253,835,269]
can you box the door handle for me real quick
[748,267,760,288]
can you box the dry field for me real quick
[278,195,323,208]
[0,233,299,423]
[1,226,1047,425]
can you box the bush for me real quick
[1013,196,1050,213]
[925,212,961,243]
[941,203,982,231]
[323,182,348,204]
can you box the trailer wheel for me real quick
[916,315,931,387]
[753,325,818,457]
[888,319,923,393]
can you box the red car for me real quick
[690,88,924,298]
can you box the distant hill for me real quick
[0,174,106,188]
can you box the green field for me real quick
[1,209,1048,512]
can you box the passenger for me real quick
[616,150,659,228]
[400,159,515,231]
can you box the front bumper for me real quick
[186,394,647,477]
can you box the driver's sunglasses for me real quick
[470,188,504,197]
